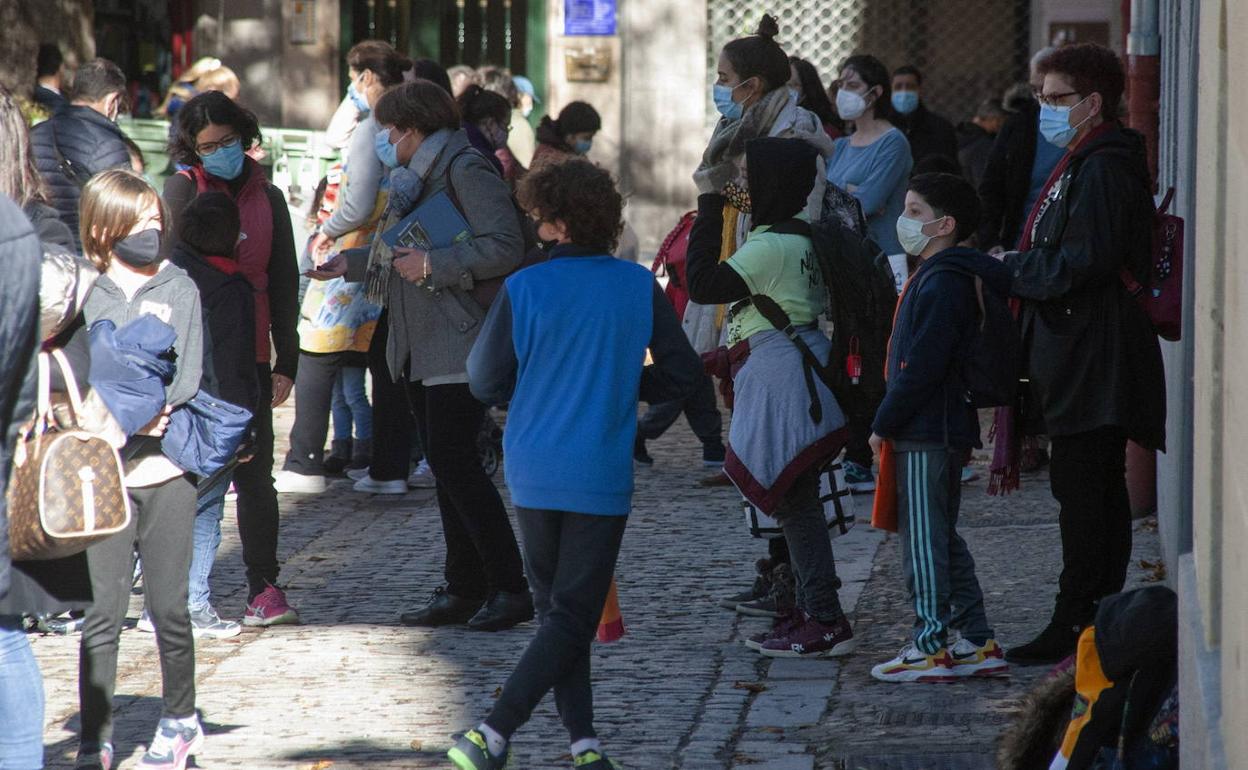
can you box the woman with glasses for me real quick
[163,91,302,629]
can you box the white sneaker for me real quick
[949,636,1010,677]
[353,475,408,494]
[408,459,436,489]
[273,470,328,494]
[346,466,371,481]
[137,609,155,634]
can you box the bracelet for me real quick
[422,252,430,284]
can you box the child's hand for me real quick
[868,432,885,458]
[305,253,347,281]
[138,406,173,437]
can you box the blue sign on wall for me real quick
[565,0,617,36]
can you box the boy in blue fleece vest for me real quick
[455,160,701,769]
[868,173,1011,683]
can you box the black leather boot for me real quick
[467,590,535,632]
[399,587,484,627]
[1004,620,1082,665]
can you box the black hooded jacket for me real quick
[999,124,1166,450]
[686,138,818,304]
[976,100,1041,249]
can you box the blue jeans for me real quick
[331,366,371,442]
[188,470,233,611]
[0,615,44,769]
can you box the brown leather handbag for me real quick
[7,350,131,561]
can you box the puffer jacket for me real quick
[1002,124,1166,450]
[30,106,133,250]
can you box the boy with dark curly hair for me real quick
[455,159,701,769]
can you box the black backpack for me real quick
[909,264,1022,408]
[744,218,898,423]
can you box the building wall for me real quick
[1181,0,1247,766]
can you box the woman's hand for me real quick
[310,231,335,259]
[869,432,885,458]
[393,248,429,284]
[138,406,173,437]
[305,253,347,281]
[272,373,294,407]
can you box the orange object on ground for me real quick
[597,578,625,643]
[871,441,899,533]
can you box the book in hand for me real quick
[380,190,473,250]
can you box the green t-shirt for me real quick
[726,217,825,344]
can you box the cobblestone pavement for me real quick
[30,402,1161,769]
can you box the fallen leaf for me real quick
[410,739,422,751]
[733,681,768,693]
[308,761,333,770]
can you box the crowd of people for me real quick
[0,16,1166,770]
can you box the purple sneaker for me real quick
[744,609,802,652]
[759,613,857,658]
[137,718,203,770]
[243,584,300,627]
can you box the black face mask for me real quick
[112,229,163,268]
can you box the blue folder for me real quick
[380,190,473,250]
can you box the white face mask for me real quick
[896,214,947,256]
[836,88,869,120]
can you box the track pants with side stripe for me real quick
[895,447,993,655]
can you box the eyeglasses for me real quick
[196,135,241,156]
[1036,90,1082,107]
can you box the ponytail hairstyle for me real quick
[348,40,411,88]
[457,84,511,127]
[721,14,791,93]
[788,56,840,129]
[839,53,898,124]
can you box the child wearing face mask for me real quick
[76,169,207,770]
[867,173,1010,684]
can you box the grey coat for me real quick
[350,129,525,383]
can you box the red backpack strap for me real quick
[1156,187,1176,217]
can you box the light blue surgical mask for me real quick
[200,138,244,181]
[348,83,370,115]
[896,214,947,256]
[374,127,400,168]
[573,138,593,155]
[1038,95,1092,148]
[712,78,755,121]
[891,90,920,115]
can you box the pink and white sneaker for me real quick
[243,583,300,627]
[137,718,203,769]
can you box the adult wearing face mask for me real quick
[890,65,960,171]
[458,84,512,178]
[30,58,134,251]
[823,54,913,496]
[787,56,844,140]
[976,47,1064,254]
[311,80,534,632]
[530,101,601,174]
[164,91,303,628]
[987,44,1165,666]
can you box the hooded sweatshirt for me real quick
[83,260,203,486]
[872,246,1012,448]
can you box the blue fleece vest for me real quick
[504,255,654,515]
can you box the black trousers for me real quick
[285,351,356,475]
[843,390,880,468]
[636,373,723,447]
[1049,427,1132,627]
[234,364,280,600]
[369,311,415,482]
[80,475,197,747]
[407,381,526,598]
[486,508,627,742]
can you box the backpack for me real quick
[743,218,898,423]
[912,264,1022,408]
[1121,187,1183,341]
[651,211,696,321]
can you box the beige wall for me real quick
[1190,0,1247,764]
[546,0,709,257]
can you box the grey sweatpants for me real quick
[896,447,992,654]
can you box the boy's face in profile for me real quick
[901,191,956,258]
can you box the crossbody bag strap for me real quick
[48,119,91,188]
[749,293,834,425]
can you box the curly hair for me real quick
[1036,43,1125,121]
[168,90,262,167]
[517,159,623,252]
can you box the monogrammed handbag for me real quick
[7,349,131,561]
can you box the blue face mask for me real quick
[573,138,593,155]
[1038,96,1091,148]
[348,83,370,114]
[200,139,244,181]
[713,77,755,121]
[891,90,920,115]
[374,127,401,168]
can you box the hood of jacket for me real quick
[168,242,247,294]
[745,137,819,227]
[915,246,1014,297]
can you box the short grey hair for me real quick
[1030,46,1058,75]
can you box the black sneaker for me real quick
[702,442,727,468]
[1005,621,1081,666]
[633,435,654,466]
[717,558,774,610]
[448,730,512,769]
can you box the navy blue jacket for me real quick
[873,247,1012,449]
[30,105,133,250]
